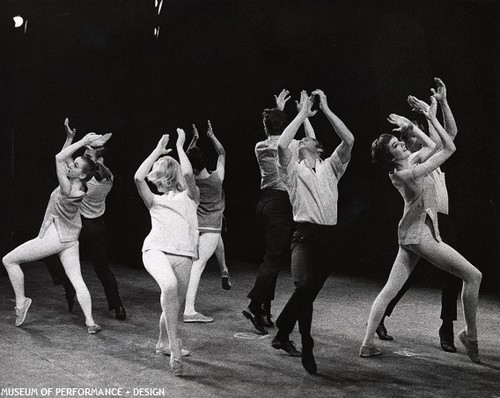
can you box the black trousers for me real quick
[276,222,338,339]
[385,213,461,321]
[247,190,294,304]
[45,215,122,310]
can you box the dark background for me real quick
[1,0,499,293]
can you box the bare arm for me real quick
[387,113,436,163]
[296,90,316,139]
[277,94,317,167]
[275,89,291,111]
[134,135,171,208]
[176,128,200,203]
[411,97,456,179]
[206,120,226,182]
[187,123,199,151]
[56,133,101,196]
[313,89,354,164]
[431,77,458,139]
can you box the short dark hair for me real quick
[262,108,287,136]
[371,134,394,170]
[187,146,207,172]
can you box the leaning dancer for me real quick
[183,121,226,323]
[376,78,462,353]
[274,90,354,374]
[361,96,482,363]
[134,130,199,376]
[2,128,102,334]
[45,118,126,320]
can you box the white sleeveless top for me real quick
[142,190,199,259]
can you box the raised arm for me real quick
[410,96,456,179]
[431,77,458,140]
[176,128,200,203]
[388,113,436,163]
[277,94,317,167]
[134,135,171,208]
[206,120,226,182]
[296,90,316,139]
[275,89,291,111]
[56,133,101,196]
[187,123,199,151]
[312,89,354,164]
[62,118,76,150]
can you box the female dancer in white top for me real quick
[3,126,102,333]
[134,130,199,376]
[361,96,482,363]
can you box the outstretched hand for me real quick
[64,118,76,139]
[408,95,436,119]
[311,89,328,110]
[387,113,413,133]
[81,133,103,146]
[89,133,113,147]
[431,77,447,102]
[275,89,291,111]
[192,124,199,140]
[176,128,186,147]
[155,134,172,156]
[295,90,308,112]
[300,94,318,118]
[206,120,214,138]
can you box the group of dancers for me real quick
[2,78,482,376]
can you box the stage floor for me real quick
[1,260,499,398]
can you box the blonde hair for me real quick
[147,156,185,193]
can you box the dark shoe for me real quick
[301,336,317,374]
[242,308,268,335]
[65,292,76,313]
[271,335,301,357]
[439,323,456,353]
[376,323,393,341]
[221,271,231,290]
[115,305,127,320]
[261,303,274,327]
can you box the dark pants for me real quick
[46,215,122,310]
[276,223,338,339]
[247,190,294,305]
[385,213,461,322]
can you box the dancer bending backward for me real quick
[186,123,231,291]
[376,78,462,353]
[134,130,199,376]
[45,118,126,320]
[183,121,226,323]
[2,129,102,334]
[274,90,354,374]
[361,95,482,363]
[243,89,316,335]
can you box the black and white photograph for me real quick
[0,1,499,397]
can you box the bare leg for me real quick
[215,235,228,275]
[143,250,184,359]
[184,232,219,316]
[409,238,482,341]
[3,224,67,308]
[362,246,420,348]
[59,243,96,327]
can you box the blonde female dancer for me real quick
[134,130,199,376]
